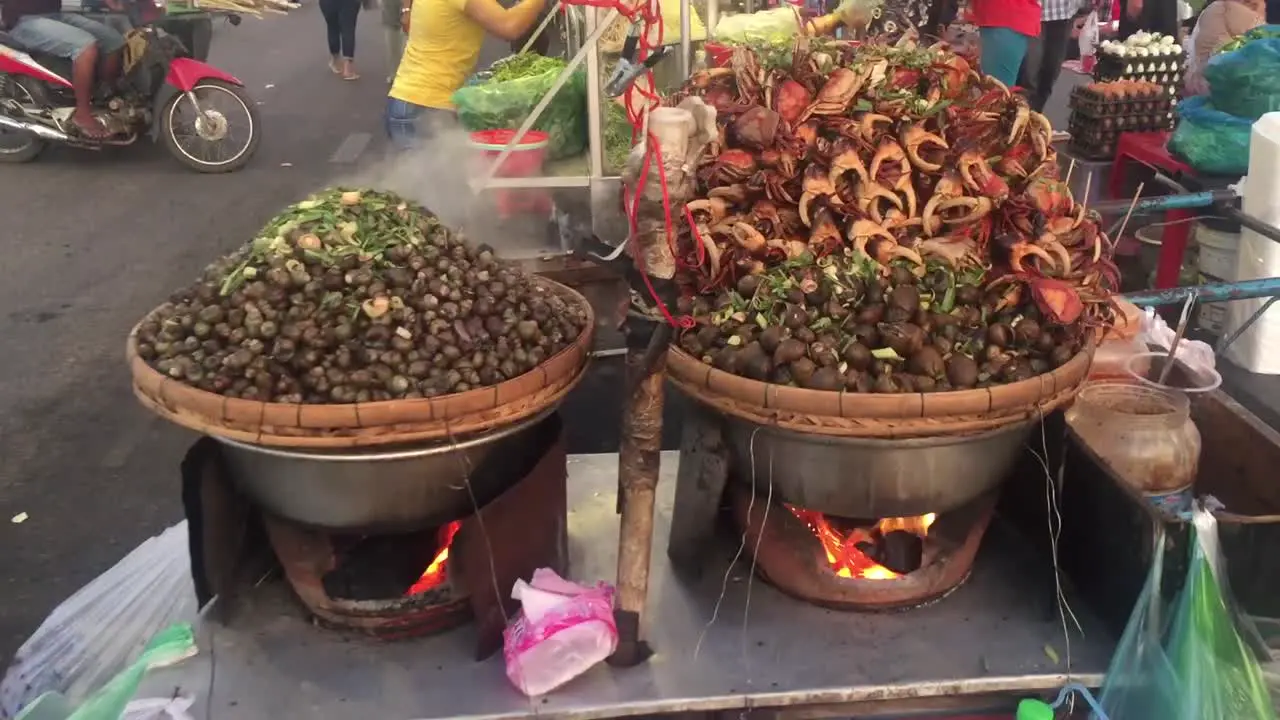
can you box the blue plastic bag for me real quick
[1205,37,1280,119]
[1168,96,1252,176]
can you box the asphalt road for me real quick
[0,8,512,663]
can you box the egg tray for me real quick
[1092,70,1183,90]
[1070,88,1172,119]
[1068,136,1119,161]
[1067,114,1174,161]
[1095,52,1185,77]
[1069,110,1175,135]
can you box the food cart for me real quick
[11,4,1280,719]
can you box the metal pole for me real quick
[705,0,718,40]
[680,0,692,80]
[585,6,604,179]
[1123,276,1280,307]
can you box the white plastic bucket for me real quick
[1195,221,1241,281]
[1196,273,1228,334]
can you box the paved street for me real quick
[0,8,508,662]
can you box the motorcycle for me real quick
[0,0,260,172]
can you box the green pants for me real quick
[979,26,1031,88]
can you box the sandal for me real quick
[329,57,342,74]
[73,115,109,139]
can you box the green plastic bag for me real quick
[16,625,197,720]
[452,58,588,161]
[1099,505,1276,720]
[1167,509,1276,720]
[1168,96,1252,176]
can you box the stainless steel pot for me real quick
[723,417,1034,519]
[216,412,555,533]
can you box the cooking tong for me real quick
[604,24,671,97]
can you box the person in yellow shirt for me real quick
[385,0,548,148]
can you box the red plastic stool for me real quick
[1107,131,1197,289]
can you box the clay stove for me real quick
[729,486,996,610]
[182,415,570,657]
[668,410,1011,611]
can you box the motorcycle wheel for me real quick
[0,79,48,164]
[160,79,260,173]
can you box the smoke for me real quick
[333,125,555,258]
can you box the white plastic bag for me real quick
[502,569,617,697]
[1,523,197,719]
[1079,10,1100,60]
[1140,307,1217,377]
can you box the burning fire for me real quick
[788,507,936,580]
[406,521,462,596]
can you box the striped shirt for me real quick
[1042,0,1080,21]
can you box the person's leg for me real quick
[385,26,406,83]
[339,0,360,78]
[385,96,426,151]
[979,26,1031,88]
[9,16,106,136]
[1032,18,1072,113]
[53,14,123,86]
[318,0,343,71]
[1018,23,1046,102]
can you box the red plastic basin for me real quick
[467,129,549,177]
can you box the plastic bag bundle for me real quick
[1169,96,1252,176]
[0,523,196,719]
[1206,36,1280,120]
[452,59,588,161]
[15,625,197,720]
[713,7,804,45]
[1099,505,1277,720]
[502,568,617,697]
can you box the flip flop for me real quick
[73,116,109,139]
[343,71,360,81]
[329,59,342,74]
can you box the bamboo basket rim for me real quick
[666,341,1094,429]
[128,276,595,447]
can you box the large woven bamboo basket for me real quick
[667,343,1093,439]
[129,278,595,449]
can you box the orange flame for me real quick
[788,507,936,580]
[406,520,462,596]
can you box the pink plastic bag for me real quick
[502,569,617,697]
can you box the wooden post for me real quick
[608,99,716,667]
[610,350,667,666]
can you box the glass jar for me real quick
[1065,382,1201,494]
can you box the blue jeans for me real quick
[979,26,1031,89]
[384,97,455,151]
[9,14,125,61]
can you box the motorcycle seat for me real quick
[0,31,33,52]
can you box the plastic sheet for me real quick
[452,61,588,161]
[1168,96,1252,176]
[1224,112,1280,374]
[1099,506,1276,720]
[0,523,196,719]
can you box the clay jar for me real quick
[1066,382,1201,494]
